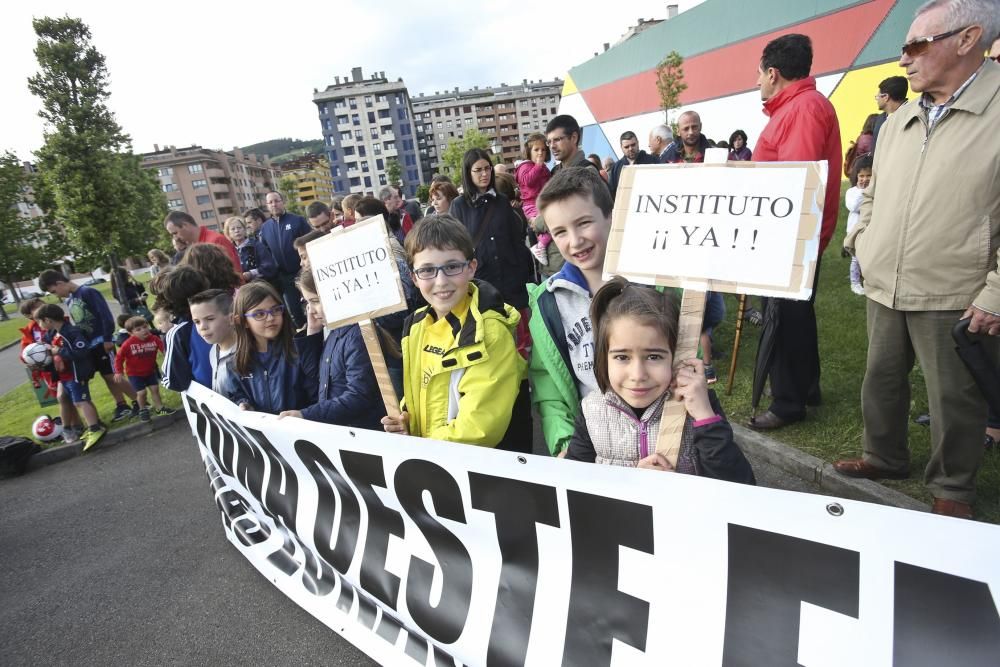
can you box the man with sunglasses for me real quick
[837,0,1000,519]
[747,34,842,433]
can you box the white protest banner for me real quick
[183,382,1000,667]
[306,214,407,328]
[606,162,826,300]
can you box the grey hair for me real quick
[917,0,1000,50]
[377,185,396,201]
[651,124,674,142]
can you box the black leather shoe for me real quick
[748,411,795,431]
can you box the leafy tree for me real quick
[0,153,67,318]
[385,158,402,188]
[415,184,430,204]
[440,129,492,181]
[655,50,688,131]
[278,174,302,214]
[27,16,168,270]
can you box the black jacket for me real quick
[449,192,532,310]
[609,150,660,201]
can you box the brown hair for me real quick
[223,216,247,241]
[591,276,679,394]
[147,249,170,266]
[188,288,233,315]
[19,298,45,318]
[34,303,66,323]
[428,181,459,205]
[403,213,474,265]
[537,166,613,219]
[342,194,362,218]
[523,132,550,162]
[231,280,296,376]
[125,316,150,332]
[296,269,317,294]
[149,265,209,318]
[164,210,197,227]
[493,172,518,202]
[180,243,242,292]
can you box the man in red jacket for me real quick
[748,33,842,431]
[164,210,241,275]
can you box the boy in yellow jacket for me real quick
[382,214,529,449]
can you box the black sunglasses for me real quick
[900,26,968,57]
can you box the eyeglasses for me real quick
[412,261,471,281]
[874,92,887,100]
[546,134,570,147]
[471,166,493,175]
[243,304,285,321]
[900,26,968,57]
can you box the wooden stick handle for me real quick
[726,294,747,395]
[358,320,400,418]
[657,290,706,466]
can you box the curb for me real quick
[0,339,19,353]
[25,410,188,472]
[733,424,929,513]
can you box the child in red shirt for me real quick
[113,316,175,422]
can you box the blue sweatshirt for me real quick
[259,213,311,275]
[66,285,116,347]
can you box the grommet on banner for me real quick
[826,502,844,517]
[349,431,356,437]
[517,456,527,464]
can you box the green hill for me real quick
[241,138,325,164]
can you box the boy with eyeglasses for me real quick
[381,214,530,450]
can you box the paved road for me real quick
[0,419,822,665]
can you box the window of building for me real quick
[463,106,472,113]
[349,97,357,109]
[340,131,351,141]
[347,162,357,171]
[355,129,363,140]
[378,173,387,186]
[370,127,379,139]
[200,210,215,220]
[362,161,369,172]
[384,141,395,151]
[364,176,372,188]
[365,96,373,106]
[324,119,332,130]
[465,118,474,126]
[358,145,367,157]
[335,99,346,109]
[196,194,211,205]
[337,114,349,124]
[191,179,207,189]
[168,198,182,208]
[373,143,382,155]
[394,94,402,105]
[435,109,441,118]
[319,103,328,114]
[551,107,557,114]
[376,158,384,170]
[378,109,391,119]
[162,183,177,192]
[352,113,360,125]
[350,177,361,187]
[188,164,204,173]
[332,166,341,177]
[397,108,407,120]
[407,169,418,181]
[367,111,376,123]
[158,167,173,177]
[520,110,529,117]
[329,149,338,161]
[446,120,453,128]
[376,94,386,103]
[344,146,355,155]
[436,121,442,129]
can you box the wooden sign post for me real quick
[604,160,827,465]
[304,215,408,416]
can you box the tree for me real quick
[0,153,67,319]
[278,175,302,214]
[415,184,430,204]
[440,129,492,181]
[28,16,168,270]
[385,158,402,188]
[655,51,688,131]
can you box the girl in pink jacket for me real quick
[515,133,552,264]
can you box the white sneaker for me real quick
[530,243,548,265]
[850,283,865,296]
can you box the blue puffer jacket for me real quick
[297,325,385,430]
[220,339,313,414]
[236,238,278,280]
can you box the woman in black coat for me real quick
[448,148,533,311]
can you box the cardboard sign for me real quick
[305,215,408,329]
[606,161,827,301]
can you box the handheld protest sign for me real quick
[305,215,407,415]
[604,160,826,464]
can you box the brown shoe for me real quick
[832,458,909,480]
[747,411,794,431]
[931,498,974,520]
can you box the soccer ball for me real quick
[22,342,51,366]
[32,415,64,442]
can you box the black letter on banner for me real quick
[562,491,653,665]
[342,451,404,610]
[721,524,859,666]
[295,440,362,576]
[245,427,299,527]
[893,562,1000,666]
[469,473,560,666]
[395,460,473,644]
[218,416,266,497]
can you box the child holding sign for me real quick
[564,277,754,483]
[220,281,312,414]
[381,215,530,449]
[277,271,385,431]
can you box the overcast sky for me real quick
[2,0,706,161]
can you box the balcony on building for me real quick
[206,167,226,179]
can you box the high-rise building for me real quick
[140,145,278,231]
[313,67,423,198]
[411,78,563,178]
[278,154,334,209]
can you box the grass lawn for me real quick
[713,181,1000,524]
[0,362,183,447]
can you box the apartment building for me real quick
[312,67,423,198]
[140,145,278,231]
[411,78,563,178]
[279,154,334,208]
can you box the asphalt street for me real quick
[0,418,818,665]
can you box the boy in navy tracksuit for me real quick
[278,271,385,430]
[34,304,106,452]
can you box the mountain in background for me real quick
[241,137,325,165]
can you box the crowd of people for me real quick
[19,0,1000,518]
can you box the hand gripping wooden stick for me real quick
[656,289,706,467]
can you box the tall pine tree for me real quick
[28,16,168,269]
